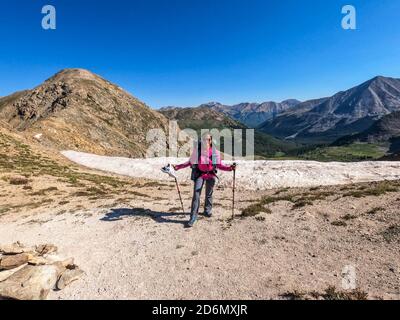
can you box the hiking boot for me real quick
[186,215,197,228]
[204,213,212,218]
[185,220,195,228]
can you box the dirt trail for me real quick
[1,175,399,300]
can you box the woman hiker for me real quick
[173,133,236,228]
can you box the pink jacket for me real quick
[175,146,232,180]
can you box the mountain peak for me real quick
[49,68,99,82]
[363,75,399,87]
[0,69,170,157]
[201,102,224,108]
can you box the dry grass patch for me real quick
[366,207,385,215]
[331,220,347,227]
[343,181,398,198]
[241,203,272,218]
[381,225,400,243]
[9,176,29,185]
[341,214,357,221]
[282,286,368,300]
[30,187,58,196]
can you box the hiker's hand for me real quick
[231,164,237,171]
[172,165,177,171]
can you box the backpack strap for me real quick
[197,141,202,165]
[212,146,217,171]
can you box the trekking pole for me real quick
[161,164,185,215]
[232,163,236,220]
[175,177,185,215]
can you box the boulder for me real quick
[0,264,28,282]
[0,253,31,270]
[56,267,85,290]
[0,265,62,300]
[0,242,82,299]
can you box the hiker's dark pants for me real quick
[189,177,216,223]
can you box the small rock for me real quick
[62,258,75,269]
[56,267,85,290]
[34,133,43,141]
[28,256,48,266]
[44,254,64,263]
[0,253,31,270]
[35,244,58,256]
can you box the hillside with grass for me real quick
[0,127,169,218]
[0,69,172,158]
[296,143,387,162]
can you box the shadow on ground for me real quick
[101,208,188,225]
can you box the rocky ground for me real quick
[1,172,399,299]
[0,129,399,300]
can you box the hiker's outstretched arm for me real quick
[174,161,191,171]
[217,163,234,171]
[174,148,198,171]
[215,151,234,171]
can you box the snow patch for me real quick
[61,150,400,191]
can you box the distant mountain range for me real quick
[160,105,246,131]
[159,105,297,158]
[1,69,400,161]
[259,76,400,145]
[200,100,301,128]
[163,75,400,159]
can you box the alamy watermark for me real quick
[146,121,255,162]
[40,5,357,32]
[42,5,56,30]
[342,5,357,30]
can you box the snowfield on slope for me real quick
[62,150,400,190]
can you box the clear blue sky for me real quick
[1,0,399,108]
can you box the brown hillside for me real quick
[0,69,170,157]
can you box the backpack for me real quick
[190,141,218,181]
